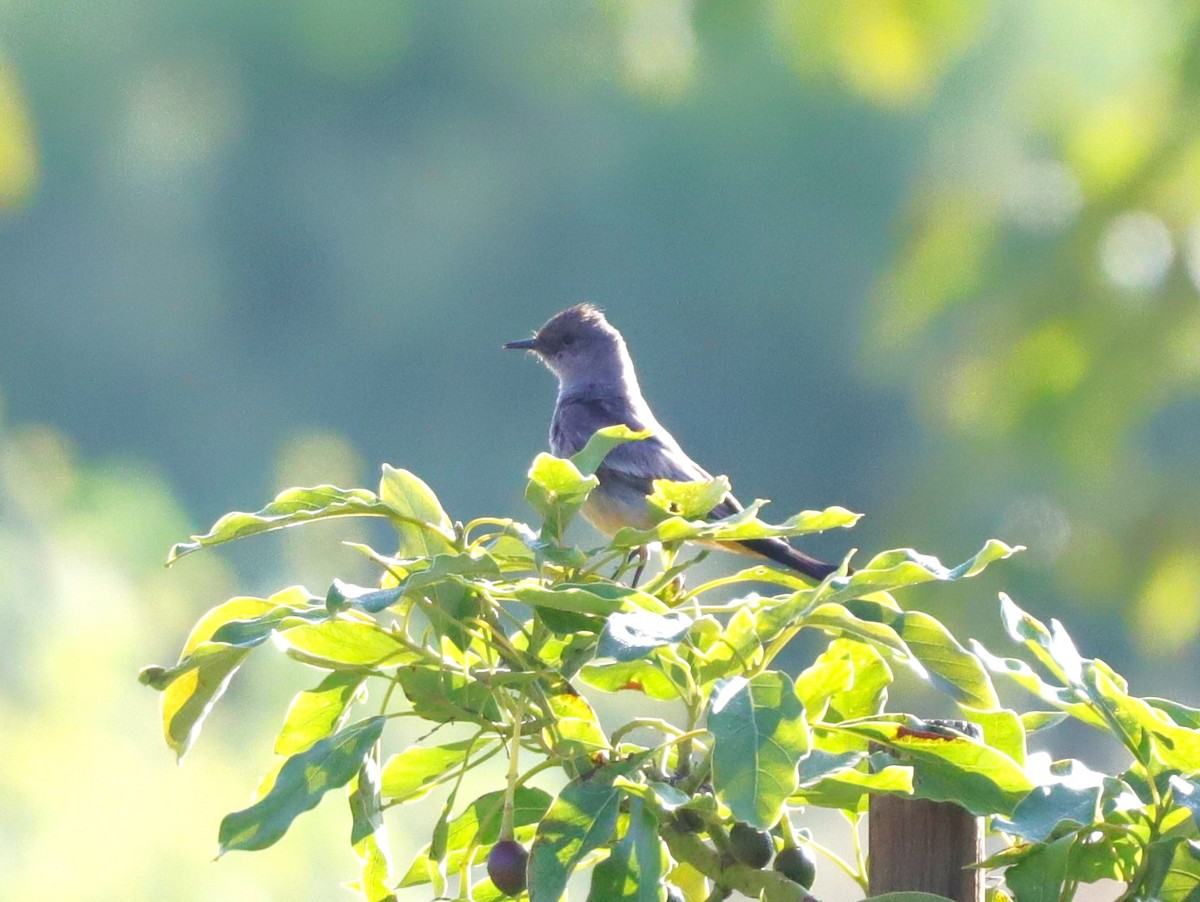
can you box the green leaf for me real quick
[571,424,652,475]
[379,465,456,558]
[1154,838,1200,902]
[1003,834,1073,902]
[829,717,1033,816]
[799,602,913,660]
[995,785,1098,844]
[274,671,365,756]
[862,895,961,902]
[596,610,693,662]
[962,707,1027,767]
[969,641,1107,729]
[348,751,396,902]
[275,620,423,671]
[790,763,914,812]
[140,592,293,758]
[1082,659,1200,773]
[647,476,731,520]
[997,593,1082,686]
[398,551,497,650]
[168,486,393,561]
[796,638,892,723]
[529,757,648,902]
[394,665,502,724]
[326,579,403,614]
[380,737,498,803]
[709,671,811,829]
[218,716,386,854]
[525,453,599,541]
[579,656,685,700]
[825,540,1023,602]
[504,582,634,617]
[994,760,1107,842]
[207,602,329,647]
[586,797,666,902]
[693,607,762,688]
[1020,711,1069,733]
[150,643,253,760]
[846,602,999,709]
[610,504,860,549]
[1149,698,1200,730]
[1170,774,1200,826]
[541,691,611,765]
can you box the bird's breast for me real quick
[581,480,657,535]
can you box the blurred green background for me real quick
[2,1,1199,899]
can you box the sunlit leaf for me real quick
[647,476,731,521]
[586,797,665,902]
[348,751,395,902]
[849,602,998,709]
[799,602,913,661]
[275,671,365,756]
[380,737,498,803]
[1083,659,1200,774]
[828,716,1032,816]
[709,672,810,828]
[218,716,386,854]
[993,780,1100,844]
[169,486,393,561]
[796,638,892,723]
[542,691,610,764]
[529,756,648,902]
[694,607,762,687]
[379,465,456,558]
[790,762,913,812]
[610,504,860,549]
[961,707,1026,767]
[275,620,423,671]
[970,641,1107,729]
[1003,833,1072,902]
[571,424,652,475]
[140,593,297,758]
[818,541,1022,610]
[580,656,684,701]
[394,665,502,724]
[596,609,692,662]
[525,453,599,541]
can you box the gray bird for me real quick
[504,304,840,582]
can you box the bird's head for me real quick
[504,304,632,389]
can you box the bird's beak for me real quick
[502,338,538,351]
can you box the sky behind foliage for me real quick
[1,2,1198,899]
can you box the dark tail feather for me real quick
[738,537,841,583]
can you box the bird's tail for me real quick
[737,537,841,583]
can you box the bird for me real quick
[503,304,841,582]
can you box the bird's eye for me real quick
[561,335,575,347]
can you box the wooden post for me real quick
[867,721,984,902]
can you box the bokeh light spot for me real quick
[615,0,698,101]
[1135,548,1200,653]
[1004,159,1082,233]
[0,59,38,209]
[1099,210,1174,293]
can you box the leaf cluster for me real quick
[145,429,1200,902]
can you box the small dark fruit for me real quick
[487,840,529,897]
[728,821,774,869]
[773,844,817,888]
[673,808,705,834]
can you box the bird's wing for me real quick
[555,395,740,520]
